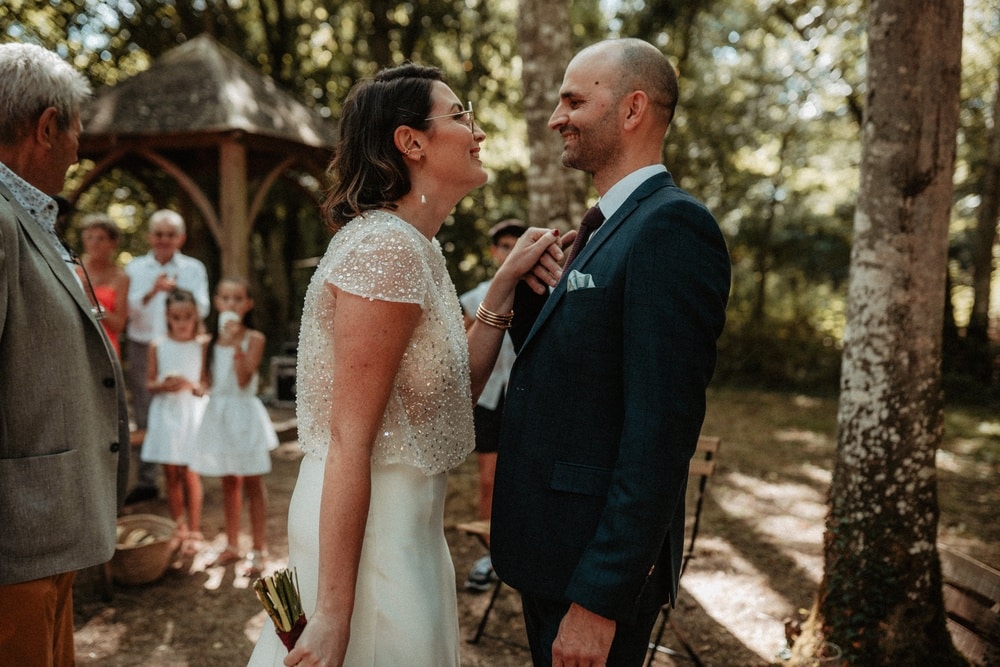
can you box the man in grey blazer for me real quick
[491,39,731,666]
[0,43,129,665]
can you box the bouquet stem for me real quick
[253,568,307,652]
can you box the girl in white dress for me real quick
[140,288,207,554]
[248,64,563,667]
[192,277,278,574]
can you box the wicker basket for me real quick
[110,514,177,585]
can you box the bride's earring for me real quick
[420,194,427,204]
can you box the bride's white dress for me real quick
[248,211,474,666]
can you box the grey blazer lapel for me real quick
[0,184,99,323]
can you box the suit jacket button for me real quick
[110,442,120,453]
[103,377,115,388]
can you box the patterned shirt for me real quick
[0,160,71,262]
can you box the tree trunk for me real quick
[750,131,791,325]
[516,0,587,229]
[967,64,1000,349]
[795,1,967,665]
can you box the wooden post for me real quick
[219,136,250,278]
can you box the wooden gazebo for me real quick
[75,33,337,279]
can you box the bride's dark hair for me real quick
[322,64,444,232]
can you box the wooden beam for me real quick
[219,138,249,278]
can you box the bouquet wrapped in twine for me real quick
[253,568,307,651]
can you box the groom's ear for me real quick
[622,91,650,131]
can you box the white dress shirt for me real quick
[590,164,668,242]
[125,251,210,343]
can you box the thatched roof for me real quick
[82,34,336,149]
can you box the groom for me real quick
[491,38,731,666]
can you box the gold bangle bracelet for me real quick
[476,303,514,330]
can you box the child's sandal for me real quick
[182,531,204,556]
[210,546,241,567]
[243,550,267,577]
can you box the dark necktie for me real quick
[563,205,606,271]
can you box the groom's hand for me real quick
[551,602,616,667]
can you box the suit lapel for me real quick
[518,172,674,353]
[0,184,99,324]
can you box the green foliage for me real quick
[715,316,843,392]
[2,0,996,390]
[612,0,998,392]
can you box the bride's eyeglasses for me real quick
[424,101,475,132]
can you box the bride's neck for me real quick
[387,193,456,240]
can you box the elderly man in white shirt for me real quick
[124,208,209,504]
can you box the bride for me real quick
[248,63,563,666]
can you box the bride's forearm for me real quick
[313,446,370,620]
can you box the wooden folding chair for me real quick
[455,519,503,644]
[645,435,722,667]
[939,543,1000,665]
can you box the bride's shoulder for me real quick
[341,210,418,239]
[325,212,430,268]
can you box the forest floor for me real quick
[72,387,998,666]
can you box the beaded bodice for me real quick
[295,210,474,475]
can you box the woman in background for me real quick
[79,213,129,355]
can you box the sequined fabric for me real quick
[295,210,474,475]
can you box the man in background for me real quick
[124,208,209,503]
[0,42,129,665]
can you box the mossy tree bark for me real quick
[796,1,968,665]
[516,0,587,229]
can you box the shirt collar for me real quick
[595,164,668,221]
[0,160,70,261]
[148,251,181,269]
[0,160,60,233]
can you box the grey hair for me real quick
[148,209,186,236]
[0,43,92,145]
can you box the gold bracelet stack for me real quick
[476,303,514,330]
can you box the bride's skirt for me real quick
[248,455,460,666]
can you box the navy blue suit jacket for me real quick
[491,171,730,622]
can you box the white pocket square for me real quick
[567,270,596,291]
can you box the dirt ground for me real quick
[72,392,997,666]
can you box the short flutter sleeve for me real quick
[294,209,474,474]
[320,212,435,308]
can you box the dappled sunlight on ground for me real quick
[681,536,799,663]
[719,471,827,525]
[680,465,828,663]
[773,428,831,448]
[797,463,833,485]
[937,448,967,473]
[74,608,127,663]
[938,437,996,479]
[71,395,995,665]
[975,419,1000,437]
